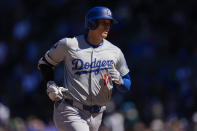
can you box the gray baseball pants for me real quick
[53,100,104,131]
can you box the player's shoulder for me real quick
[103,39,121,51]
[58,35,82,48]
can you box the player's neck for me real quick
[87,32,103,46]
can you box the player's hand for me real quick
[108,64,123,85]
[46,81,68,101]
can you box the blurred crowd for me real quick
[0,0,197,130]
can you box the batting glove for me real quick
[108,64,123,85]
[47,81,68,101]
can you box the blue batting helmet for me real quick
[85,6,118,30]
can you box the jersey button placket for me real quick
[90,48,94,106]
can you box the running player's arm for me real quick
[115,49,132,92]
[38,57,54,82]
[38,39,66,83]
[116,73,131,92]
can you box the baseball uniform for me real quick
[43,34,129,131]
[38,6,131,131]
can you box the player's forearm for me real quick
[38,56,55,83]
[122,75,131,91]
[115,73,131,92]
[39,64,54,82]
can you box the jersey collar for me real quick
[84,34,104,48]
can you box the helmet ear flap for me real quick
[87,20,98,30]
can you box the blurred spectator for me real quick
[133,121,150,131]
[150,119,164,131]
[44,121,58,131]
[101,101,125,131]
[0,102,10,126]
[27,116,46,131]
[11,117,27,131]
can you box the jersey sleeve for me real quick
[45,39,67,66]
[116,49,130,76]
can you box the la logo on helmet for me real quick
[106,9,111,16]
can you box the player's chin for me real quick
[102,32,108,38]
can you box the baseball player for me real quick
[38,6,131,131]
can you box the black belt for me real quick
[64,99,101,114]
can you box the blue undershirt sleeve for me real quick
[115,73,132,92]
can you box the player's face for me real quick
[95,19,111,39]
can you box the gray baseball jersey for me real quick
[44,34,129,106]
